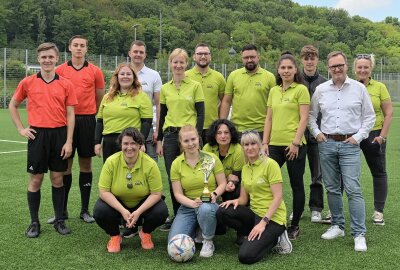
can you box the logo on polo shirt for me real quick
[255,82,262,87]
[141,82,148,86]
[121,102,128,107]
[207,84,213,89]
[186,96,193,101]
[256,177,266,184]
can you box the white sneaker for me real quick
[354,234,367,252]
[200,239,215,257]
[311,211,322,223]
[289,212,293,221]
[194,227,203,244]
[321,225,345,240]
[273,230,292,254]
[321,210,332,224]
[372,211,385,226]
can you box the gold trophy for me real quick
[199,153,216,203]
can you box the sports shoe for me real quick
[194,227,203,244]
[289,212,293,221]
[80,211,95,223]
[372,211,385,226]
[235,232,246,246]
[47,211,68,224]
[287,225,300,240]
[107,235,122,253]
[311,211,322,223]
[354,234,367,252]
[159,216,173,232]
[321,225,345,240]
[200,239,215,257]
[122,226,139,238]
[139,230,154,250]
[26,222,40,238]
[321,210,332,224]
[53,220,71,235]
[273,230,292,254]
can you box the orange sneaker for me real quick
[107,235,122,253]
[139,230,154,250]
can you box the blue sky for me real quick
[293,0,399,22]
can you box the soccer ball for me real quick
[167,234,195,262]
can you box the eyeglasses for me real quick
[126,173,133,189]
[195,52,211,56]
[356,54,371,59]
[328,64,345,71]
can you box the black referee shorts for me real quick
[70,114,96,158]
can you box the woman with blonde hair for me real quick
[94,63,153,162]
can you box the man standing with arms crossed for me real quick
[300,45,327,223]
[9,42,77,237]
[186,43,226,144]
[308,51,375,252]
[220,44,275,137]
[47,35,105,224]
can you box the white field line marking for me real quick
[0,150,27,154]
[0,139,27,144]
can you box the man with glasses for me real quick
[308,51,375,252]
[300,45,327,223]
[220,44,275,138]
[186,43,226,144]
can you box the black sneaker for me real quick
[159,217,174,232]
[47,211,68,224]
[26,222,40,238]
[287,225,300,240]
[122,226,139,238]
[80,211,95,223]
[54,220,71,235]
[235,233,246,246]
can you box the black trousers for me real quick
[102,133,120,163]
[93,198,168,236]
[217,205,285,264]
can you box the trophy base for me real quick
[200,196,211,203]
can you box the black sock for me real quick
[79,172,92,213]
[63,174,72,213]
[27,190,41,223]
[52,186,65,220]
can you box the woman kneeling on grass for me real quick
[93,127,168,253]
[168,125,226,258]
[216,131,292,265]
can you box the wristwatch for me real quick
[262,216,270,224]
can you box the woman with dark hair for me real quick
[94,63,153,162]
[354,54,393,225]
[262,52,310,240]
[93,127,168,253]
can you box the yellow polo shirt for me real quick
[160,77,204,130]
[97,91,153,135]
[225,67,275,132]
[267,82,310,146]
[170,151,224,200]
[242,157,286,225]
[202,143,244,177]
[366,79,391,130]
[186,67,226,129]
[98,151,162,208]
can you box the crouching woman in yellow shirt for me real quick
[217,131,292,264]
[93,127,168,253]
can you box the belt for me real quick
[324,133,354,141]
[165,126,181,133]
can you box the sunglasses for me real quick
[356,54,371,59]
[126,173,133,189]
[242,130,259,135]
[328,64,345,71]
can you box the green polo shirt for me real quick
[202,143,244,177]
[267,82,310,146]
[170,151,224,200]
[225,67,275,132]
[97,91,153,135]
[160,77,204,130]
[242,157,286,225]
[366,79,391,130]
[186,67,226,129]
[98,151,163,208]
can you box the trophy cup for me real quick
[199,153,216,203]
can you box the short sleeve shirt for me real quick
[202,143,244,178]
[98,151,162,208]
[366,79,391,130]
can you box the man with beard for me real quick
[186,43,226,143]
[220,44,275,138]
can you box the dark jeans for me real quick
[93,198,168,236]
[162,131,181,215]
[217,205,285,265]
[360,129,388,213]
[268,145,306,226]
[305,130,324,212]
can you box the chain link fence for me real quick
[1,48,399,108]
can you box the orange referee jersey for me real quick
[56,60,104,115]
[13,73,78,128]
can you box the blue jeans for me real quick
[168,203,219,241]
[145,128,158,161]
[318,139,366,236]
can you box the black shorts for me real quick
[27,126,68,174]
[70,114,96,158]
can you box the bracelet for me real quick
[212,191,218,197]
[292,142,300,147]
[379,136,387,142]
